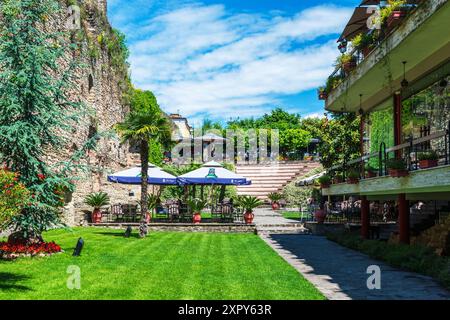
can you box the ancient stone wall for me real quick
[45,0,140,226]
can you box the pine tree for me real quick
[0,0,91,240]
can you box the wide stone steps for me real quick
[256,224,311,235]
[236,161,321,200]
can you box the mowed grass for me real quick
[0,228,324,300]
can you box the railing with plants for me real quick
[326,121,450,184]
[317,0,423,101]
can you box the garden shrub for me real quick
[0,168,30,230]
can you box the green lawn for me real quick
[0,228,324,300]
[280,211,303,220]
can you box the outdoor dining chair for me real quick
[111,204,123,222]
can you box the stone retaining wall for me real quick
[89,223,257,233]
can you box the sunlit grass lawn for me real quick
[0,228,324,300]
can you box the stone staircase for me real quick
[236,161,322,201]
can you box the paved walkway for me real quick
[253,209,450,300]
[261,234,450,300]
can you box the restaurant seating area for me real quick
[97,199,244,224]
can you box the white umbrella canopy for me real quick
[177,161,251,186]
[107,164,177,185]
[194,133,228,142]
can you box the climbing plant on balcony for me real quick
[0,0,98,240]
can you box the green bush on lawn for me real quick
[326,232,450,289]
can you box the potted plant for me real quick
[238,196,263,224]
[333,172,344,184]
[84,192,110,223]
[386,158,409,177]
[418,150,439,169]
[267,192,283,210]
[381,0,407,29]
[317,87,328,100]
[352,32,375,58]
[318,175,332,189]
[187,198,208,224]
[365,163,378,178]
[314,203,327,224]
[347,169,360,184]
[337,53,357,74]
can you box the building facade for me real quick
[320,0,450,245]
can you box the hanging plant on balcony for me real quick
[336,53,357,74]
[347,169,360,184]
[418,151,439,169]
[333,172,344,184]
[318,87,328,100]
[380,0,408,30]
[318,175,332,189]
[325,75,343,94]
[352,32,375,58]
[386,158,409,177]
[365,164,378,178]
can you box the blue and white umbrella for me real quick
[107,164,177,185]
[177,161,251,186]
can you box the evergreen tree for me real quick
[0,0,91,239]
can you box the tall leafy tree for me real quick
[115,91,172,234]
[0,0,93,240]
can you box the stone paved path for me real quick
[253,208,309,234]
[261,234,450,300]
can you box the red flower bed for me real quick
[0,241,62,260]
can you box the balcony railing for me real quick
[328,121,450,182]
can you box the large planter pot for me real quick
[314,210,327,224]
[145,213,151,224]
[320,183,330,189]
[343,60,357,73]
[361,46,373,58]
[419,160,438,169]
[318,92,328,100]
[244,211,255,224]
[271,202,280,210]
[193,213,202,224]
[347,178,359,185]
[389,169,409,178]
[366,171,377,178]
[387,10,407,29]
[92,208,102,224]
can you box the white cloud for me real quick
[117,3,353,122]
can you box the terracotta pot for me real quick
[314,209,327,224]
[347,177,359,184]
[271,202,280,210]
[367,171,377,178]
[92,208,102,224]
[419,160,438,169]
[361,46,373,58]
[389,169,409,178]
[145,213,151,224]
[318,92,328,100]
[193,213,202,224]
[387,10,407,29]
[343,60,357,73]
[320,183,330,189]
[244,211,255,224]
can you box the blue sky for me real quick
[108,0,359,126]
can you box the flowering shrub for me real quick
[0,168,31,229]
[0,241,62,260]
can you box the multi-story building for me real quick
[320,0,450,244]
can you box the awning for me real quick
[296,172,327,187]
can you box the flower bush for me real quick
[0,168,30,229]
[0,240,61,260]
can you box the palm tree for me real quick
[115,110,171,230]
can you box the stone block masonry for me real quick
[37,0,139,226]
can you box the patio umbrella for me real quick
[107,164,178,185]
[177,161,251,186]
